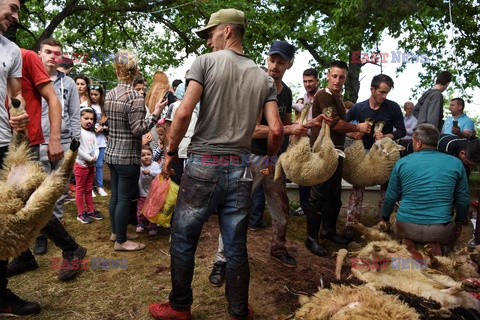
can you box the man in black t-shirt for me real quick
[437,134,480,179]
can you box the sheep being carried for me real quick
[274,104,344,186]
[0,99,79,260]
[343,121,404,187]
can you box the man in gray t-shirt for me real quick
[0,0,42,316]
[149,8,284,320]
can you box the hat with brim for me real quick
[267,40,295,61]
[195,8,246,39]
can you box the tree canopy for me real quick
[11,0,480,101]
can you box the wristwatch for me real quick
[166,146,178,156]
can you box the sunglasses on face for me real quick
[89,85,100,90]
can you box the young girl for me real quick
[137,145,162,235]
[89,85,109,197]
[152,123,166,164]
[75,107,104,223]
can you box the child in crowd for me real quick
[153,123,166,164]
[90,84,109,197]
[75,107,104,224]
[137,145,162,235]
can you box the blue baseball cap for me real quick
[267,40,295,61]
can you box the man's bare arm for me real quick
[162,81,202,177]
[263,101,283,157]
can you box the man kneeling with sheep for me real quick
[379,123,470,257]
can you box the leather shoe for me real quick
[209,261,226,287]
[230,304,253,320]
[33,235,47,255]
[6,256,39,278]
[270,251,297,267]
[305,236,327,256]
[320,230,350,244]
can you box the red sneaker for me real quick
[148,302,191,320]
[69,182,76,192]
[230,305,253,320]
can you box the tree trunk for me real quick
[345,50,363,103]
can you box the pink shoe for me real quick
[149,227,158,236]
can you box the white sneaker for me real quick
[98,187,108,197]
[92,190,96,198]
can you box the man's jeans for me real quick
[249,184,265,228]
[169,154,252,319]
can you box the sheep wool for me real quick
[0,104,79,259]
[274,105,343,186]
[293,284,420,320]
[342,137,403,187]
[339,240,480,310]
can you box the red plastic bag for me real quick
[142,175,170,219]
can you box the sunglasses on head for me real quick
[89,85,100,90]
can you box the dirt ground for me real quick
[7,168,479,319]
[7,167,367,320]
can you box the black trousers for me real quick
[307,157,343,232]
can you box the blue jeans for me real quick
[169,154,251,319]
[95,147,105,187]
[107,163,140,243]
[249,184,265,227]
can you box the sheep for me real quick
[335,240,480,310]
[0,101,79,260]
[293,284,420,320]
[274,104,344,186]
[342,121,404,187]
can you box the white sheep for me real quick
[274,105,344,186]
[343,122,404,187]
[293,284,420,320]
[0,102,79,260]
[336,240,480,310]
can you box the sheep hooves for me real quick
[461,279,480,292]
[335,249,349,280]
[70,138,80,152]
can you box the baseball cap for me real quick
[267,40,295,61]
[195,8,246,39]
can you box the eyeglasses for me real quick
[89,85,100,90]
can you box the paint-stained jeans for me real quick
[169,154,251,319]
[250,155,290,255]
[345,183,387,227]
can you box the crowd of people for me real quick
[1,2,480,319]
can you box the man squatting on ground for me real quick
[379,124,470,257]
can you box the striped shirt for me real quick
[104,82,157,165]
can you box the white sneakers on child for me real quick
[92,190,96,198]
[97,187,108,197]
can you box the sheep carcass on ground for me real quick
[335,238,480,311]
[293,284,420,320]
[342,121,404,187]
[0,101,79,260]
[274,104,344,186]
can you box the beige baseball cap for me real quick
[195,8,246,39]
